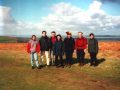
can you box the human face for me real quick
[32,36,36,41]
[51,33,56,37]
[57,36,61,41]
[90,35,94,39]
[67,35,71,38]
[42,32,46,37]
[78,32,83,38]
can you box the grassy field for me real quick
[0,42,120,90]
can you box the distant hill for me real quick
[0,35,120,43]
[0,36,18,43]
[0,36,29,43]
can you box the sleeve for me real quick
[73,38,75,50]
[88,39,90,53]
[27,43,31,53]
[53,43,56,55]
[62,41,65,52]
[49,38,52,50]
[75,39,78,50]
[48,37,51,50]
[95,39,99,53]
[84,38,87,49]
[39,38,41,45]
[36,43,41,53]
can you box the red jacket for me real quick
[27,42,40,53]
[75,37,87,50]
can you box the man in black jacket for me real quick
[39,31,50,67]
[64,32,75,68]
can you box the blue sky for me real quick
[0,0,120,36]
[1,0,93,22]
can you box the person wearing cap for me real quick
[75,32,87,66]
[88,33,99,66]
[39,31,50,67]
[53,34,64,68]
[49,31,57,66]
[64,31,75,68]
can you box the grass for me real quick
[0,43,120,90]
[0,36,17,43]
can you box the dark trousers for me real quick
[90,52,97,65]
[65,52,73,65]
[77,49,85,63]
[55,55,63,66]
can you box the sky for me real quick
[0,0,120,36]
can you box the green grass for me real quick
[0,52,120,90]
[0,36,17,43]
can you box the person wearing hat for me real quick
[53,34,64,68]
[75,32,87,66]
[49,31,57,66]
[64,31,75,68]
[88,33,99,66]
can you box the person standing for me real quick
[64,31,75,68]
[75,32,87,66]
[53,34,64,68]
[50,31,57,66]
[27,35,41,69]
[88,33,99,66]
[39,31,50,67]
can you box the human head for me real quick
[78,32,83,38]
[42,31,47,37]
[31,35,36,41]
[89,33,94,39]
[66,31,71,38]
[56,34,62,41]
[51,31,56,37]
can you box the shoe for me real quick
[61,65,64,68]
[79,63,84,67]
[32,66,34,69]
[46,65,50,68]
[68,65,71,68]
[37,66,41,69]
[90,63,93,66]
[56,65,59,68]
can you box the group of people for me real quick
[27,31,99,69]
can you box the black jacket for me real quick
[53,40,64,56]
[64,37,75,53]
[39,36,50,51]
[88,38,98,53]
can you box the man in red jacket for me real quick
[75,32,87,66]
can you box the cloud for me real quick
[0,1,120,36]
[39,1,120,35]
[0,6,42,36]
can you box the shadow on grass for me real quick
[70,58,106,66]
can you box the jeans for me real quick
[30,52,39,67]
[77,49,85,63]
[65,52,73,65]
[55,55,63,66]
[90,52,97,64]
